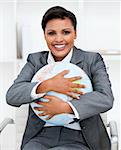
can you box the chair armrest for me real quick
[0,118,14,133]
[108,121,118,150]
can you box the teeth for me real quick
[54,45,65,48]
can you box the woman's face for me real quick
[44,18,77,61]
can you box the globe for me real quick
[30,62,93,125]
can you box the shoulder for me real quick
[74,47,103,63]
[76,47,101,57]
[26,51,49,65]
[27,51,49,60]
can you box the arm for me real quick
[70,53,114,121]
[34,95,74,120]
[6,54,84,107]
[6,54,38,107]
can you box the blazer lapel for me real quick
[70,46,84,69]
[40,51,49,65]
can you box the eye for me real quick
[63,31,71,35]
[47,31,56,36]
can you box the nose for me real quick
[55,34,64,42]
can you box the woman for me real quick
[6,6,114,150]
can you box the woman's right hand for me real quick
[36,70,85,99]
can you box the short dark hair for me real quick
[41,6,77,32]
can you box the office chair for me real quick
[0,104,118,150]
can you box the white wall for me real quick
[0,1,16,62]
[80,1,120,51]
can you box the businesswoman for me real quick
[6,6,114,150]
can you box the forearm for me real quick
[70,53,114,121]
[6,82,37,107]
[70,88,114,121]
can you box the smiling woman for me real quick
[6,6,114,150]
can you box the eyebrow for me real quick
[46,28,72,32]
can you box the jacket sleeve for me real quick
[6,54,38,107]
[70,53,114,121]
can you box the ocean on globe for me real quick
[30,62,93,125]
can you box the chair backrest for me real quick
[15,104,107,150]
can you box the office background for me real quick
[0,0,120,149]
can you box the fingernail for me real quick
[77,95,81,99]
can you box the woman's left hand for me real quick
[34,95,73,120]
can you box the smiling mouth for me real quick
[54,44,66,50]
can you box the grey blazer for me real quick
[6,47,114,150]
